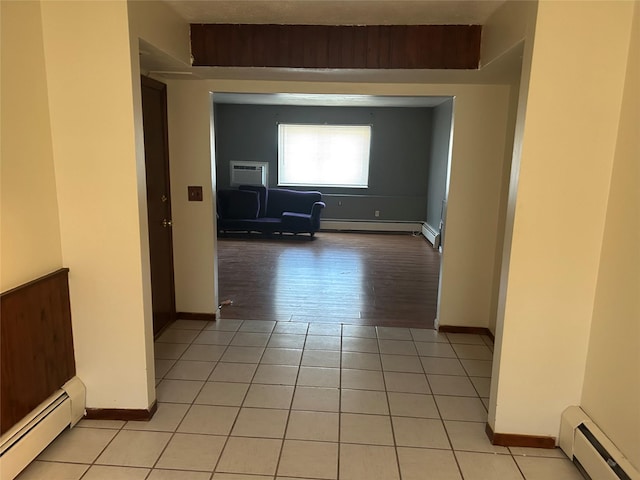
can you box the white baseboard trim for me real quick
[321,220,423,233]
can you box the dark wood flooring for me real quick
[217,232,441,328]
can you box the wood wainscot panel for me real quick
[0,269,76,435]
[190,24,481,69]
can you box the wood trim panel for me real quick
[1,268,76,435]
[85,401,158,421]
[190,24,481,69]
[438,325,495,342]
[486,423,557,449]
[177,312,217,321]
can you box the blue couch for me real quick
[217,185,325,237]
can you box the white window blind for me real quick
[278,124,371,188]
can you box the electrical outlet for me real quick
[188,186,203,201]
[375,210,380,217]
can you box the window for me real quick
[278,124,371,188]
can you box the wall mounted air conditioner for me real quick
[559,406,638,480]
[0,377,86,480]
[230,161,268,187]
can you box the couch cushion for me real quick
[266,189,322,217]
[218,189,260,219]
[281,211,313,231]
[239,185,268,217]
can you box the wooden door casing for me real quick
[141,75,176,336]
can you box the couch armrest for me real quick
[310,201,326,230]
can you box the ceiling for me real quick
[213,92,451,107]
[163,0,504,26]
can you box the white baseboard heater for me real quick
[0,377,86,480]
[559,406,638,480]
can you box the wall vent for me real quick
[230,161,268,187]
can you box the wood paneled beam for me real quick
[190,24,481,69]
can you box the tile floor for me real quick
[18,319,585,480]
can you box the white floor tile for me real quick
[376,326,413,340]
[341,352,382,370]
[392,417,450,449]
[304,335,341,351]
[514,456,585,480]
[231,407,289,438]
[444,420,509,454]
[124,403,189,432]
[381,354,424,373]
[341,337,379,353]
[148,470,212,480]
[195,381,249,406]
[460,358,493,377]
[157,329,199,344]
[204,319,243,331]
[342,325,377,338]
[387,392,439,418]
[301,349,341,368]
[415,342,457,358]
[231,332,271,347]
[277,440,338,479]
[82,465,150,480]
[181,344,226,362]
[38,427,117,464]
[451,344,493,360]
[421,357,467,376]
[192,330,235,345]
[274,322,309,334]
[286,410,339,441]
[292,386,340,412]
[209,362,258,383]
[435,396,487,421]
[427,374,478,397]
[455,451,524,480]
[297,366,340,387]
[165,360,215,381]
[261,348,303,365]
[384,372,431,394]
[156,433,225,471]
[177,405,239,435]
[154,342,189,360]
[253,364,299,385]
[410,329,449,343]
[307,323,342,336]
[156,379,205,403]
[238,320,276,333]
[96,430,171,467]
[378,340,417,355]
[397,447,463,480]
[341,368,385,390]
[341,389,389,414]
[217,437,282,475]
[339,444,400,480]
[244,384,294,408]
[220,346,265,363]
[268,334,306,349]
[16,461,89,480]
[341,413,394,445]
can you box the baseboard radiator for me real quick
[559,406,638,480]
[0,377,85,480]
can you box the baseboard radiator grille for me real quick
[0,377,85,480]
[559,406,638,480]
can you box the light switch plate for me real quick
[188,186,203,201]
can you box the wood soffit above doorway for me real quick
[190,24,481,70]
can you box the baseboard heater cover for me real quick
[559,406,638,480]
[321,220,423,233]
[0,377,86,480]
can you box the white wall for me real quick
[0,0,63,292]
[164,81,218,313]
[581,2,640,470]
[40,0,155,410]
[489,0,636,438]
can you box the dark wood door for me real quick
[141,75,176,336]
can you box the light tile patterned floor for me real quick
[18,320,585,480]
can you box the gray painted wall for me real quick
[425,99,453,230]
[214,103,433,222]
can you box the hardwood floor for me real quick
[217,232,441,329]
